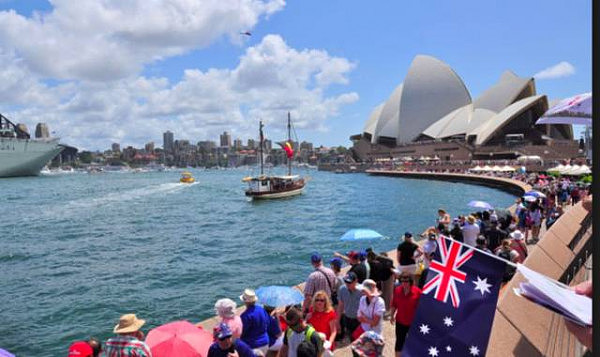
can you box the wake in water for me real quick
[39,182,198,220]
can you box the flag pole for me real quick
[439,235,518,268]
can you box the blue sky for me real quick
[0,0,591,150]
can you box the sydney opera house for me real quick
[350,55,579,162]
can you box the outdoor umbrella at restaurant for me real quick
[468,200,494,210]
[146,320,213,357]
[256,285,304,307]
[340,228,385,241]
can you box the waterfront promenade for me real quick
[196,171,592,356]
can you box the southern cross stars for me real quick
[419,324,431,334]
[469,345,480,355]
[428,346,439,356]
[472,275,492,296]
[443,316,454,327]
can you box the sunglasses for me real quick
[400,279,411,282]
[315,299,326,302]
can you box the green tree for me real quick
[79,151,93,164]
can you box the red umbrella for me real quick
[146,320,213,357]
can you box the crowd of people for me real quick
[65,174,591,357]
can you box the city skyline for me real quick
[0,1,591,151]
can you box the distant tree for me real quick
[336,146,348,154]
[79,151,93,164]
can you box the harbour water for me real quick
[1,168,516,356]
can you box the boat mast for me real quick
[287,112,292,176]
[259,120,264,176]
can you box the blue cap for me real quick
[329,257,343,268]
[358,250,367,261]
[214,322,233,340]
[310,252,322,263]
[404,231,413,238]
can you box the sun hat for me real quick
[113,313,146,334]
[284,307,303,325]
[68,341,93,357]
[214,298,237,318]
[361,279,380,296]
[467,215,476,224]
[510,230,525,241]
[343,271,358,283]
[310,252,322,263]
[329,257,343,269]
[214,322,233,340]
[239,288,258,303]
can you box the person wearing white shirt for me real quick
[355,279,386,338]
[461,215,480,247]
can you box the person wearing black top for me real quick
[396,232,423,275]
[483,220,507,252]
[449,220,464,242]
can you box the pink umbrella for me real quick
[146,320,213,357]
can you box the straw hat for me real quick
[113,313,145,334]
[467,215,476,224]
[239,288,258,303]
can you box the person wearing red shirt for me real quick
[389,274,422,357]
[306,290,338,354]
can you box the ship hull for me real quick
[0,138,64,177]
[246,185,304,199]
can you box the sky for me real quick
[0,0,591,151]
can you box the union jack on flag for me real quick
[422,236,473,308]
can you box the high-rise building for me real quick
[35,123,50,138]
[220,131,231,148]
[247,139,256,149]
[233,138,243,150]
[163,131,174,152]
[145,142,155,152]
[112,143,121,152]
[198,140,216,151]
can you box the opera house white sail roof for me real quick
[362,55,570,147]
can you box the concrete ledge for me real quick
[365,170,531,196]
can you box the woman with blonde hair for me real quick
[306,290,338,355]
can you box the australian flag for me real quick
[403,235,506,356]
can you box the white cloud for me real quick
[0,32,358,150]
[0,0,286,81]
[533,61,576,80]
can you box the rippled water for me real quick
[0,168,516,356]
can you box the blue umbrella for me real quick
[255,286,304,307]
[524,190,546,198]
[340,228,384,241]
[467,200,494,210]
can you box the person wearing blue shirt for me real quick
[240,289,270,356]
[208,322,255,357]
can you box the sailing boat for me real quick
[242,112,306,199]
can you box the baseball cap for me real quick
[310,252,322,263]
[343,272,358,283]
[404,231,413,238]
[214,322,233,340]
[329,257,343,269]
[68,341,93,357]
[347,250,360,260]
